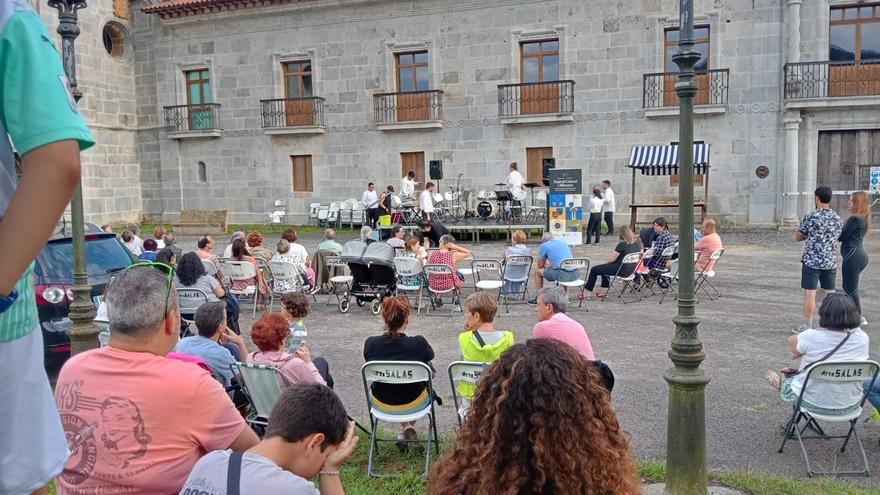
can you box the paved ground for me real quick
[184,228,880,483]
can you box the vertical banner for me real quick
[548,168,583,246]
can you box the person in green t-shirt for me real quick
[0,0,95,492]
[456,292,514,406]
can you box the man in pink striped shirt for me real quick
[532,287,595,360]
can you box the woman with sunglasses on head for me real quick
[175,252,241,334]
[840,191,871,326]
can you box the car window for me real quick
[37,237,133,280]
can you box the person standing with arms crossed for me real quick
[0,1,96,492]
[585,187,603,245]
[840,191,871,326]
[361,182,379,228]
[795,186,842,334]
[601,179,615,237]
[420,182,436,222]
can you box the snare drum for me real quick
[444,191,461,202]
[477,201,496,219]
[433,192,444,204]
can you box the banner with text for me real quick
[548,168,583,246]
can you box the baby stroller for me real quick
[339,240,396,315]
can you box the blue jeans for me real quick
[863,379,880,411]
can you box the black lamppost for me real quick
[48,0,100,354]
[664,0,709,493]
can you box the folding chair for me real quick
[471,259,507,313]
[778,360,880,477]
[658,251,699,304]
[327,202,341,228]
[268,260,308,311]
[448,361,489,425]
[202,259,219,277]
[256,258,275,304]
[339,199,354,228]
[557,258,591,309]
[176,288,211,336]
[424,264,461,315]
[307,202,321,226]
[394,256,426,315]
[324,256,352,306]
[317,205,330,227]
[638,244,676,297]
[231,362,290,434]
[601,252,642,304]
[224,261,260,318]
[351,201,366,228]
[695,249,724,301]
[501,255,533,303]
[457,254,476,292]
[361,361,439,478]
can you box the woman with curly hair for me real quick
[246,230,274,265]
[174,252,241,334]
[247,313,332,387]
[429,339,639,495]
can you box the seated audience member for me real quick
[138,238,158,261]
[247,230,274,264]
[397,236,427,289]
[694,217,722,271]
[317,228,343,255]
[532,287,595,360]
[101,224,114,234]
[427,234,471,305]
[180,384,358,495]
[639,225,656,250]
[502,229,532,294]
[584,226,641,299]
[175,301,246,389]
[457,293,514,408]
[530,233,577,301]
[163,233,182,258]
[196,234,219,263]
[645,217,674,271]
[129,223,145,251]
[53,266,258,494]
[283,227,311,267]
[223,230,246,259]
[387,224,406,248]
[360,225,375,245]
[281,292,310,351]
[418,219,449,248]
[176,252,241,334]
[153,225,167,249]
[768,293,869,415]
[122,229,142,255]
[248,313,332,387]
[229,238,270,304]
[363,296,435,449]
[271,239,308,293]
[428,339,639,495]
[155,247,176,266]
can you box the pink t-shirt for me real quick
[54,346,247,495]
[532,313,595,360]
[247,350,325,387]
[694,233,722,270]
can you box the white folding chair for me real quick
[324,256,352,307]
[658,251,699,304]
[176,287,211,335]
[501,255,533,303]
[361,361,439,478]
[317,205,330,227]
[394,256,426,315]
[456,254,476,291]
[339,199,354,228]
[424,264,460,315]
[202,259,219,276]
[600,252,642,304]
[231,362,290,433]
[308,202,321,226]
[639,244,676,297]
[224,261,260,318]
[557,258,591,309]
[471,259,506,312]
[448,361,489,426]
[778,360,880,477]
[268,260,307,311]
[351,201,366,228]
[327,201,341,227]
[695,249,724,301]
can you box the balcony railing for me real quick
[498,80,575,117]
[642,69,729,108]
[784,60,880,99]
[260,97,325,128]
[164,104,221,132]
[373,90,443,124]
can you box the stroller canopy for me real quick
[341,240,368,264]
[363,242,395,267]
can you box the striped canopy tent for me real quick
[627,143,711,175]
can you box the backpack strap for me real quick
[471,330,486,347]
[227,451,243,495]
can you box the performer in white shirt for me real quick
[601,179,616,237]
[506,162,525,218]
[586,187,604,245]
[400,171,418,200]
[361,182,380,228]
[420,182,435,221]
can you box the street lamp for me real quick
[49,0,100,354]
[664,0,709,494]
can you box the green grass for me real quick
[44,441,880,495]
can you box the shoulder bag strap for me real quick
[796,330,852,376]
[226,451,243,495]
[472,330,486,348]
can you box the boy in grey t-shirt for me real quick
[179,384,358,495]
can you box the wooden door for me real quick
[526,147,553,185]
[397,92,430,122]
[284,61,315,126]
[817,129,880,225]
[401,152,426,189]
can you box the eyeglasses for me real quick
[109,261,176,318]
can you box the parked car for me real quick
[36,222,136,367]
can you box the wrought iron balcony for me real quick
[163,103,221,133]
[784,60,880,99]
[260,97,325,128]
[498,80,575,117]
[642,69,729,108]
[373,90,443,124]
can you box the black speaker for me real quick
[541,157,555,186]
[429,160,443,180]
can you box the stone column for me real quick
[782,112,801,225]
[787,0,802,64]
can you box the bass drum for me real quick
[477,201,496,219]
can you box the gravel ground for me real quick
[175,228,880,483]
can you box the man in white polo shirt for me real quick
[602,179,616,237]
[420,182,435,221]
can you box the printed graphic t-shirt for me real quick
[54,346,247,495]
[179,450,319,495]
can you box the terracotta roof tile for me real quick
[143,0,311,18]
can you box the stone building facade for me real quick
[36,0,880,226]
